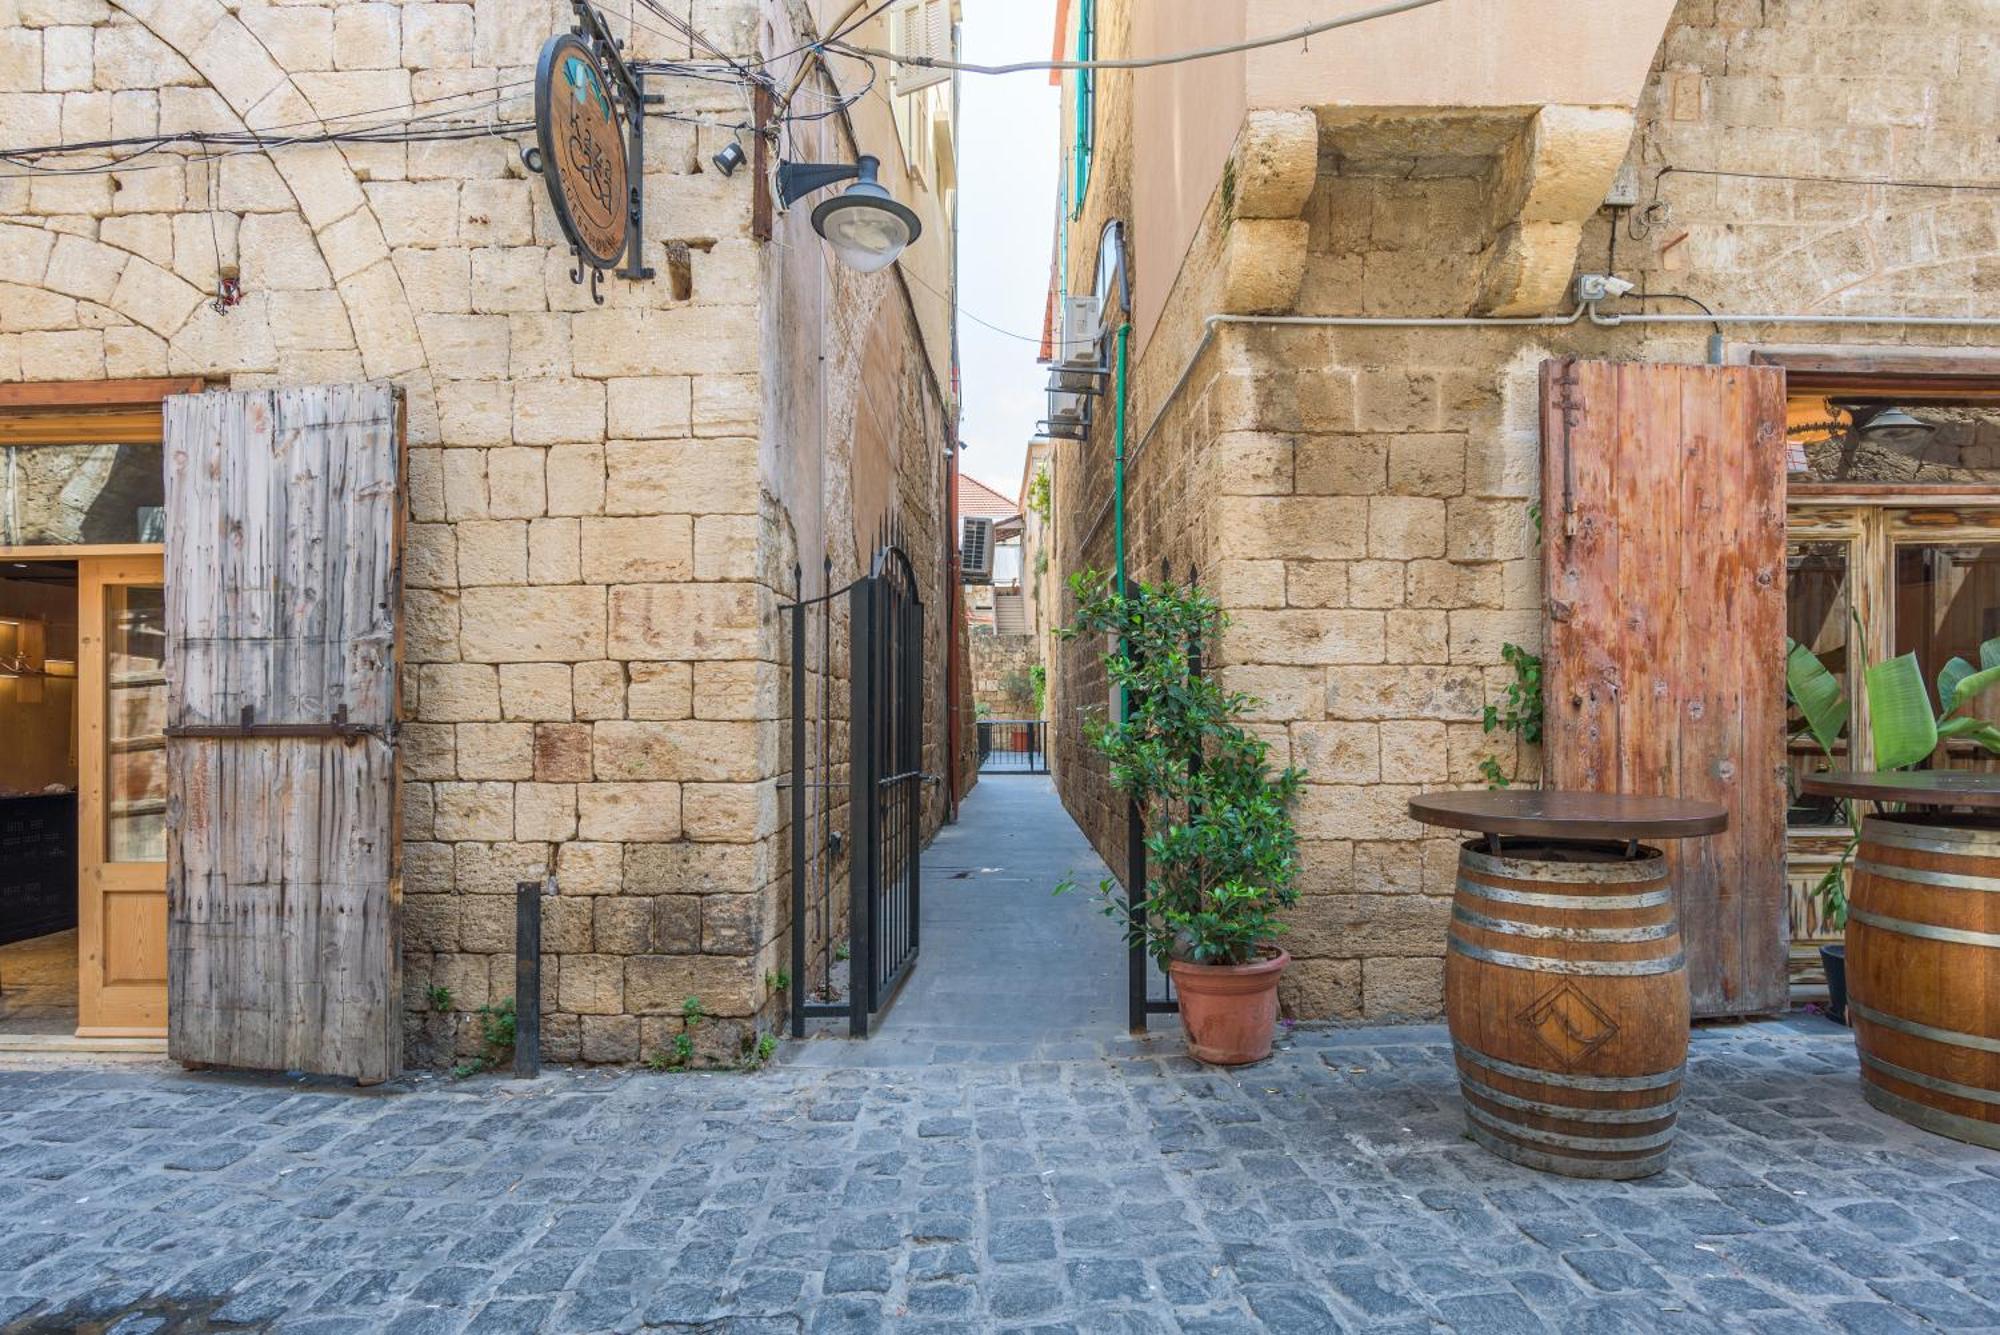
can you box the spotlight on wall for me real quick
[774,154,921,273]
[711,140,746,177]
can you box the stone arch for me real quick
[103,0,438,437]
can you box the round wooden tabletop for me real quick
[1407,789,1729,839]
[1799,769,2000,810]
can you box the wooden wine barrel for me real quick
[1445,840,1690,1179]
[1847,813,2000,1150]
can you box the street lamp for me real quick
[775,154,921,273]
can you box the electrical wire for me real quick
[761,0,900,74]
[0,82,536,175]
[632,0,758,82]
[830,0,1447,75]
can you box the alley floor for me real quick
[3,779,2000,1332]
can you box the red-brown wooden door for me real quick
[1541,358,1789,1017]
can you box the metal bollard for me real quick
[514,878,547,1078]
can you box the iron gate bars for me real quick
[850,545,925,1035]
[977,719,1048,773]
[785,546,926,1039]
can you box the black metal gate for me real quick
[788,545,925,1037]
[977,719,1048,773]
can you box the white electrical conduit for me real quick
[1078,301,2000,552]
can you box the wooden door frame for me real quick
[76,553,168,1037]
[1766,346,2000,974]
[0,379,195,1046]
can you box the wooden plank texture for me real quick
[162,384,402,1083]
[1542,359,1788,1017]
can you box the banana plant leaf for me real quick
[1867,652,1940,770]
[1940,637,2000,713]
[1785,638,1848,757]
[1937,716,2000,754]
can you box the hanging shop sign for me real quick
[527,3,655,301]
[536,33,628,268]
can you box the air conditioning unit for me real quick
[1059,294,1102,367]
[960,515,994,582]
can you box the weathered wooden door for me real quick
[162,384,403,1081]
[76,554,169,1037]
[1541,358,1788,1017]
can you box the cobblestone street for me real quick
[4,1017,2000,1333]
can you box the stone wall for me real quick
[1049,0,2000,1021]
[0,0,955,1066]
[970,632,1037,718]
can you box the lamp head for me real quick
[1853,405,1934,447]
[809,156,921,273]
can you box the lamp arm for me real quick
[776,160,862,207]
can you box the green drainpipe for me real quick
[1111,319,1131,719]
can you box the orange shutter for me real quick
[1541,358,1789,1017]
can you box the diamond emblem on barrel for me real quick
[1519,981,1619,1069]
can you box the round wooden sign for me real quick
[535,32,629,270]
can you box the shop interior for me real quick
[0,561,79,1036]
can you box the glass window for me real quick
[1788,401,2000,485]
[1786,540,1851,826]
[106,583,167,863]
[2,443,166,546]
[1894,541,2000,773]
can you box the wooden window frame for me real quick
[1772,348,2000,966]
[0,378,202,559]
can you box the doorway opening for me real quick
[0,560,79,1037]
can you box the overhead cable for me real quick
[830,0,1447,75]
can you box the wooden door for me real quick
[162,384,403,1082]
[76,554,168,1036]
[1541,358,1789,1017]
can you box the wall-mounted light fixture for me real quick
[775,154,921,274]
[711,141,746,177]
[1851,405,1933,446]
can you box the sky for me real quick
[952,0,1060,505]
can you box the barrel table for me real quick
[1409,790,1727,1179]
[1800,770,2000,1150]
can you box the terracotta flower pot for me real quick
[1167,949,1288,1065]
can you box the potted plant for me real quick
[1057,572,1304,1064]
[1786,634,2000,1024]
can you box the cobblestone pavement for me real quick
[5,1017,2000,1333]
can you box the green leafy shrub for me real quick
[1055,571,1304,966]
[1785,632,2000,926]
[1477,642,1542,789]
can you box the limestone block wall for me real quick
[1048,0,2000,1023]
[969,632,1037,717]
[0,0,955,1066]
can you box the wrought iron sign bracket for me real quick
[571,0,657,287]
[527,0,657,303]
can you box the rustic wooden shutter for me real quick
[162,384,403,1082]
[1541,358,1788,1017]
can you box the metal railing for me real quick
[977,719,1048,773]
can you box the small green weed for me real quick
[451,996,517,1077]
[425,984,452,1012]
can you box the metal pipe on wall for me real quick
[1082,300,2000,553]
